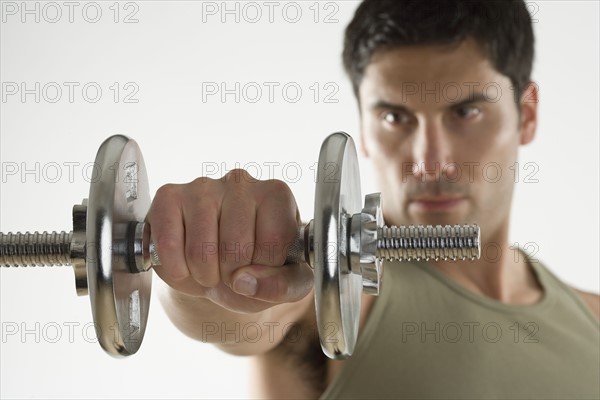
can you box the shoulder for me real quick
[570,286,600,321]
[534,260,599,321]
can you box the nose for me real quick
[411,118,453,181]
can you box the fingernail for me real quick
[233,273,257,296]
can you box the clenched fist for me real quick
[147,169,313,314]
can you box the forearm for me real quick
[159,282,314,356]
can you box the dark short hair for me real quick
[343,0,535,104]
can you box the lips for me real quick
[409,195,466,211]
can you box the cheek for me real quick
[455,108,519,167]
[363,116,405,161]
[464,127,520,208]
[477,118,520,168]
[362,121,404,189]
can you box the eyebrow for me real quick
[369,93,490,111]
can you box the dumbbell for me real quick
[0,132,480,359]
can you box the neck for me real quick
[433,224,544,305]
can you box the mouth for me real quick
[409,195,466,212]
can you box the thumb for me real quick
[230,263,313,303]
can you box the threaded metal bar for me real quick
[1,231,73,267]
[377,224,479,262]
[150,242,161,267]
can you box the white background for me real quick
[1,1,598,398]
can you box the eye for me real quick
[454,105,481,119]
[381,110,412,126]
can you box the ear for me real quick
[518,81,539,145]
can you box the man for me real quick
[148,0,600,398]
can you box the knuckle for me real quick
[266,178,291,194]
[187,177,218,197]
[156,235,180,255]
[184,179,223,210]
[219,238,245,262]
[185,245,208,267]
[225,168,255,185]
[264,179,296,206]
[151,184,183,215]
[186,242,210,267]
[261,230,289,252]
[155,236,187,281]
[189,176,217,189]
[186,245,219,286]
[266,222,296,263]
[154,183,181,202]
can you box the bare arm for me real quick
[159,284,314,356]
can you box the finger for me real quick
[160,276,209,298]
[147,184,189,283]
[230,263,313,303]
[182,178,222,287]
[253,180,299,267]
[219,170,257,287]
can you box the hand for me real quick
[146,169,313,313]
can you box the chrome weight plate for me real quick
[86,135,152,356]
[313,132,363,359]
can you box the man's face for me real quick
[358,38,537,241]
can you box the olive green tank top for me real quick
[321,253,600,399]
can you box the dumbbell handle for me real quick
[1,222,480,269]
[0,225,307,270]
[0,226,303,270]
[142,222,310,272]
